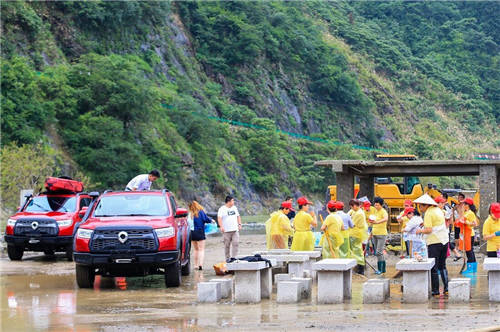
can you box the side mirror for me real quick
[89,191,100,199]
[175,208,188,218]
[78,206,88,218]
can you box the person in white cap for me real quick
[414,194,449,297]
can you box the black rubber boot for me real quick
[377,261,383,273]
[357,264,365,275]
[441,268,449,294]
[431,270,440,296]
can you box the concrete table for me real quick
[260,255,309,277]
[483,257,500,302]
[293,251,322,279]
[312,258,357,303]
[396,258,435,303]
[226,261,272,303]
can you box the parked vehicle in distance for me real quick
[73,190,191,288]
[4,177,94,261]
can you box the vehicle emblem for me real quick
[31,221,39,230]
[118,231,128,244]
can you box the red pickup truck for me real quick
[4,190,94,261]
[73,190,191,288]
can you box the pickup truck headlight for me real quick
[76,228,93,239]
[155,227,174,238]
[56,219,73,227]
[7,218,16,226]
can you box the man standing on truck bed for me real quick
[218,195,242,261]
[125,170,160,191]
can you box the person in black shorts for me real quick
[188,200,213,270]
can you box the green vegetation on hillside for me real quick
[1,1,498,212]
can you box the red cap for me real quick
[434,196,446,203]
[404,199,413,207]
[334,201,345,210]
[490,202,500,219]
[327,200,336,210]
[297,196,313,206]
[464,198,474,206]
[363,201,371,210]
[281,201,292,209]
[402,207,415,216]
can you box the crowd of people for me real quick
[124,170,500,296]
[264,193,500,298]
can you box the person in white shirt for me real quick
[125,170,160,191]
[217,195,242,261]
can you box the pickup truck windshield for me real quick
[94,195,170,217]
[24,196,77,212]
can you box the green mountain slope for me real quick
[1,1,498,212]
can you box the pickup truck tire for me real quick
[76,265,95,288]
[7,245,24,261]
[165,260,181,287]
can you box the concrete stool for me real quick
[197,282,221,303]
[367,278,390,299]
[291,277,312,299]
[261,255,309,278]
[277,281,301,303]
[448,278,471,303]
[226,261,268,303]
[275,273,292,284]
[210,278,233,299]
[363,280,385,304]
[396,258,435,303]
[312,258,357,304]
[483,258,500,302]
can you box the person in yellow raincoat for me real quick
[363,200,377,255]
[368,197,389,274]
[266,201,294,249]
[334,201,353,258]
[457,198,478,274]
[348,199,368,274]
[321,200,344,258]
[291,196,317,251]
[482,202,500,258]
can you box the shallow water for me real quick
[1,235,499,331]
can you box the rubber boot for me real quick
[441,268,449,295]
[376,261,383,275]
[462,263,473,274]
[381,261,386,273]
[431,270,440,296]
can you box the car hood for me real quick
[11,211,75,220]
[80,216,172,230]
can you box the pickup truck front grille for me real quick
[14,218,58,236]
[90,228,157,253]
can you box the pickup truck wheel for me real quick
[76,265,95,288]
[181,245,191,276]
[7,245,24,261]
[65,246,73,261]
[165,261,181,287]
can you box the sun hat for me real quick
[413,194,438,206]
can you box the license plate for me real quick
[29,238,40,244]
[115,259,133,263]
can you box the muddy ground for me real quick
[1,234,499,331]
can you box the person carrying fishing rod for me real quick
[414,194,449,298]
[291,196,317,251]
[320,200,344,258]
[348,199,369,275]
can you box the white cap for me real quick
[413,194,438,206]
